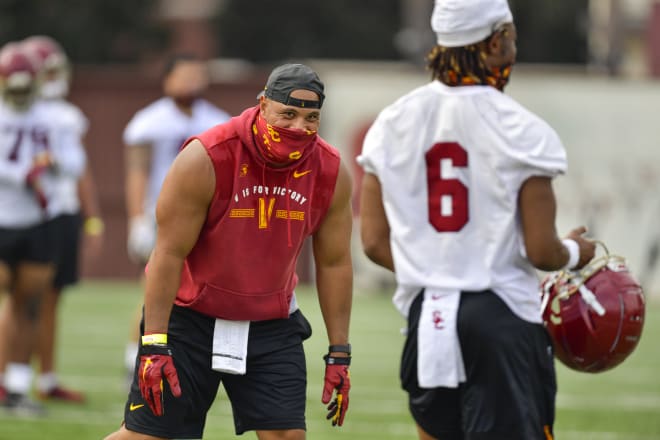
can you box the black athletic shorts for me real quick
[49,213,82,289]
[124,304,313,438]
[401,289,557,440]
[0,221,55,267]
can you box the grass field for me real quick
[0,280,658,440]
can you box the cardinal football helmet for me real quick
[540,242,645,373]
[0,42,40,110]
[22,35,71,99]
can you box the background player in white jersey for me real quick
[122,54,230,377]
[0,42,62,414]
[358,1,596,439]
[22,35,104,403]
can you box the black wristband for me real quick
[140,344,173,356]
[324,354,351,366]
[328,344,351,355]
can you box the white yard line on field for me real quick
[558,393,660,410]
[555,430,660,440]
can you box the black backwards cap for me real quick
[261,63,325,109]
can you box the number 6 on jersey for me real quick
[426,142,468,232]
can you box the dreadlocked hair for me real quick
[426,43,491,87]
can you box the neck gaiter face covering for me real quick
[484,63,512,91]
[252,114,317,166]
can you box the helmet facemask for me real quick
[1,70,39,111]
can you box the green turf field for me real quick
[0,281,658,439]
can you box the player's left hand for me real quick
[322,355,351,426]
[25,154,52,210]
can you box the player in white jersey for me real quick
[0,42,62,414]
[358,1,595,439]
[23,35,104,403]
[122,54,230,377]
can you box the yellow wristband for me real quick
[84,216,105,236]
[141,333,168,345]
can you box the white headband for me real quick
[431,0,513,47]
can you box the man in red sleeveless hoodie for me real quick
[105,64,353,440]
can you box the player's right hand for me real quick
[138,333,182,416]
[127,214,156,263]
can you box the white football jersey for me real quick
[358,81,567,323]
[42,99,89,218]
[123,97,230,217]
[0,100,65,227]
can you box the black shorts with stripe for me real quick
[124,304,313,438]
[401,289,556,440]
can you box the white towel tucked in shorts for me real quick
[211,318,250,375]
[417,288,466,388]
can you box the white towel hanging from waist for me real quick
[211,318,250,375]
[417,288,466,388]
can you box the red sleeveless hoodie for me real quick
[174,106,341,321]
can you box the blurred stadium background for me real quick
[1,0,659,438]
